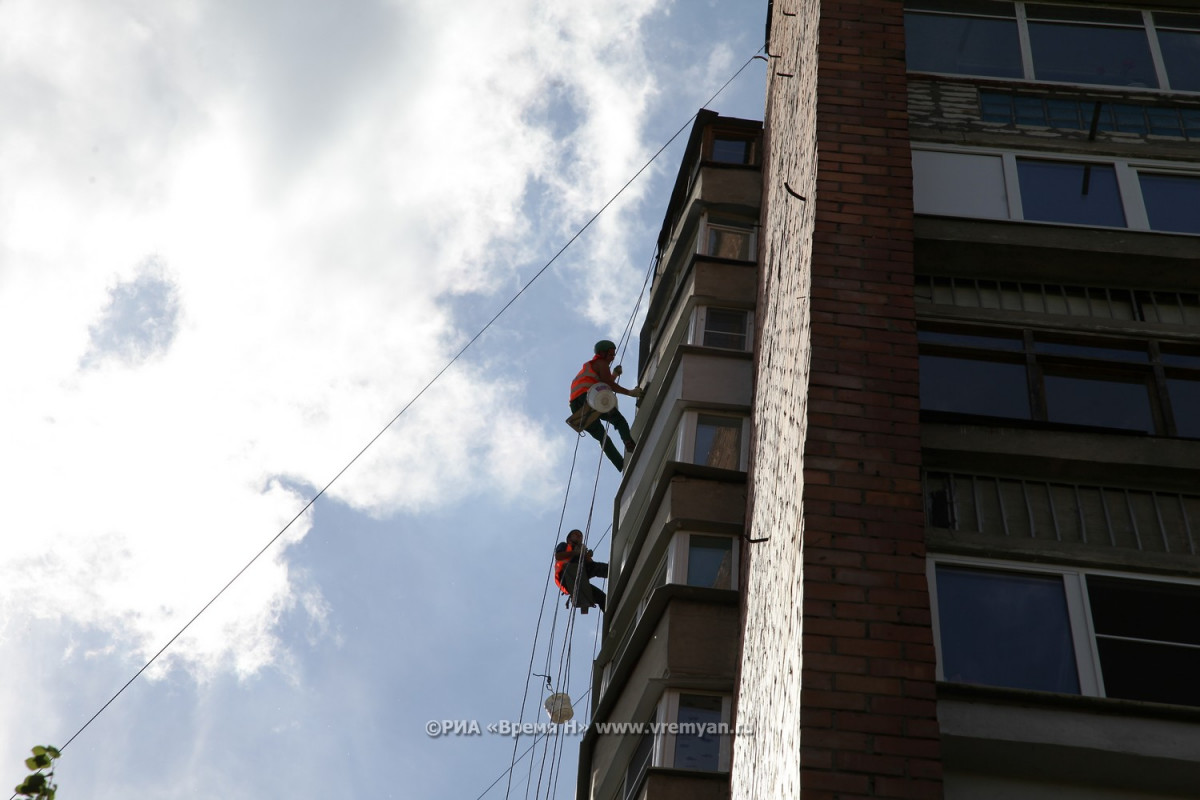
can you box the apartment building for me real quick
[575,110,763,800]
[735,1,1200,799]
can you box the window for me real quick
[623,730,653,800]
[904,0,1022,79]
[918,327,1200,437]
[692,307,752,351]
[701,217,756,261]
[1026,5,1156,88]
[931,558,1200,708]
[693,414,744,469]
[673,695,724,770]
[905,1,1200,94]
[1015,159,1126,228]
[912,145,1200,234]
[709,135,756,165]
[935,565,1080,692]
[979,91,1200,140]
[1155,12,1200,92]
[1138,172,1200,234]
[660,691,732,772]
[664,531,738,590]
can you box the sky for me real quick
[0,1,766,797]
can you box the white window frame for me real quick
[698,214,757,261]
[912,144,1200,235]
[690,306,754,352]
[928,554,1200,703]
[676,411,750,471]
[905,2,1200,95]
[659,690,733,772]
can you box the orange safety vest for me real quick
[554,542,579,594]
[570,357,604,401]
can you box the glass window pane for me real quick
[912,150,1009,219]
[1159,30,1200,92]
[1089,576,1200,707]
[1033,340,1148,361]
[919,355,1031,418]
[702,308,749,350]
[706,226,752,260]
[1017,160,1126,228]
[711,138,751,164]
[1168,379,1200,437]
[1028,22,1158,88]
[935,566,1080,693]
[1139,173,1200,235]
[674,695,723,771]
[624,732,653,800]
[1088,576,1200,645]
[904,13,1023,78]
[1044,373,1155,432]
[687,535,733,589]
[694,415,742,469]
[1095,638,1200,706]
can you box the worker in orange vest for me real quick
[570,340,642,471]
[554,529,608,611]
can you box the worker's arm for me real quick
[593,362,640,397]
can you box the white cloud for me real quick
[0,0,669,684]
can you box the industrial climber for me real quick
[553,529,608,612]
[568,339,642,471]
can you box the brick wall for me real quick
[732,0,943,797]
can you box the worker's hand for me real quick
[587,549,593,557]
[613,364,623,377]
[629,386,644,398]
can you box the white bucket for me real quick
[586,384,617,413]
[544,692,574,724]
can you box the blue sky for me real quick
[0,1,766,797]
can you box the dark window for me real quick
[1033,340,1148,362]
[674,695,723,770]
[1088,577,1200,706]
[1167,379,1200,437]
[687,536,733,589]
[936,566,1080,693]
[919,356,1031,418]
[710,137,753,165]
[1156,13,1200,92]
[1028,23,1157,87]
[701,308,750,350]
[1043,372,1155,432]
[1017,159,1126,227]
[904,10,1023,78]
[1139,173,1200,235]
[624,732,653,800]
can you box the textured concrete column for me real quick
[733,0,943,797]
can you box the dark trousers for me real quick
[570,396,632,471]
[561,560,609,611]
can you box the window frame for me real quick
[928,555,1200,707]
[690,306,754,352]
[918,324,1200,438]
[677,411,750,470]
[912,144,1200,234]
[668,530,740,591]
[904,1,1200,95]
[698,214,758,261]
[659,690,734,772]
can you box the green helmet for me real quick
[594,339,617,355]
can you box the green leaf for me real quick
[45,747,61,759]
[31,747,46,757]
[26,754,51,770]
